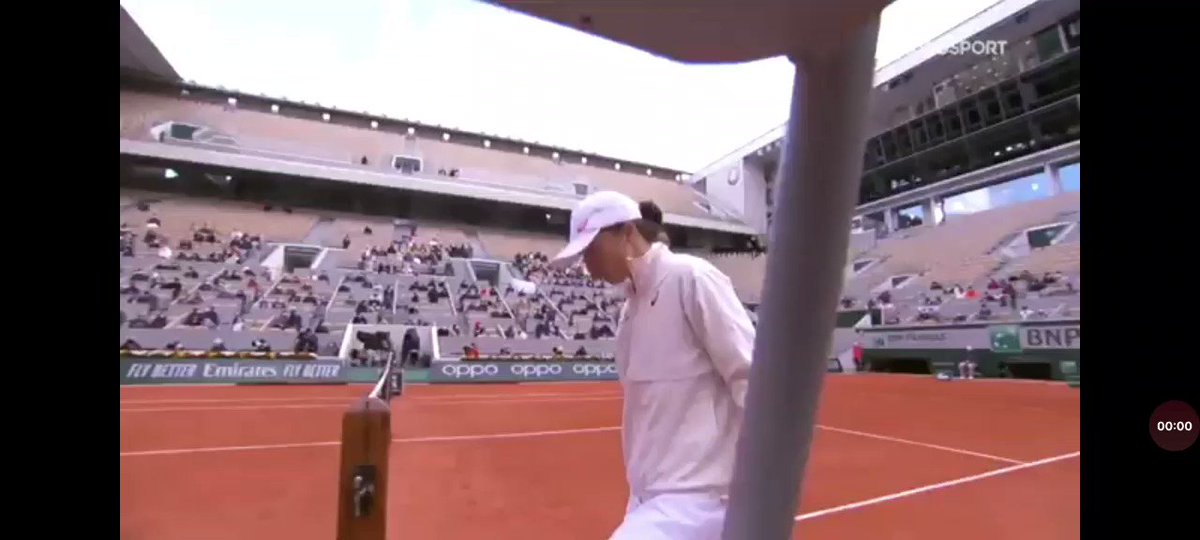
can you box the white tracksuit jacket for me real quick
[615,243,756,500]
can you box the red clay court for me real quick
[120,375,1079,539]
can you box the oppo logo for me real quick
[435,361,618,381]
[509,364,563,377]
[440,364,499,378]
[572,364,618,377]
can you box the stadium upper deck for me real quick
[690,0,1079,235]
[119,87,740,228]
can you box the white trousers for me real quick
[608,492,727,540]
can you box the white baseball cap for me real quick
[549,191,641,269]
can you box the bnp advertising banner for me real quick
[868,328,992,350]
[429,360,619,383]
[120,359,347,385]
[866,322,1080,353]
[990,323,1081,353]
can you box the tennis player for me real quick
[549,191,755,540]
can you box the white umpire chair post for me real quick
[490,2,888,538]
[723,20,881,539]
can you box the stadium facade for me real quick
[691,0,1078,244]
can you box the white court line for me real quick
[815,425,1025,465]
[121,395,623,413]
[393,426,619,444]
[120,425,621,457]
[120,419,1037,470]
[121,440,341,457]
[860,373,1067,386]
[120,396,357,405]
[120,391,622,406]
[122,403,348,413]
[793,451,1080,522]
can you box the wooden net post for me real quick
[336,355,395,540]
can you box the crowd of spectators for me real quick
[458,341,613,362]
[842,268,1077,326]
[355,236,472,275]
[513,251,604,288]
[122,201,631,358]
[121,215,261,265]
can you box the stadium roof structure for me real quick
[870,0,1078,131]
[120,5,179,82]
[689,0,1080,182]
[491,0,889,64]
[493,1,891,539]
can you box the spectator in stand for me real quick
[184,308,204,327]
[1019,306,1034,320]
[210,338,227,353]
[464,343,480,359]
[120,338,144,351]
[252,339,272,353]
[279,309,303,331]
[999,283,1014,309]
[552,346,566,360]
[146,312,167,329]
[201,307,220,328]
[294,329,319,354]
[977,302,993,321]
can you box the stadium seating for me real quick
[441,335,616,357]
[703,253,768,304]
[477,229,563,261]
[412,223,471,247]
[685,190,1080,330]
[120,327,342,353]
[119,90,724,220]
[120,192,625,358]
[122,80,1081,360]
[119,194,319,244]
[1001,240,1081,276]
[120,186,1081,359]
[846,191,1080,297]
